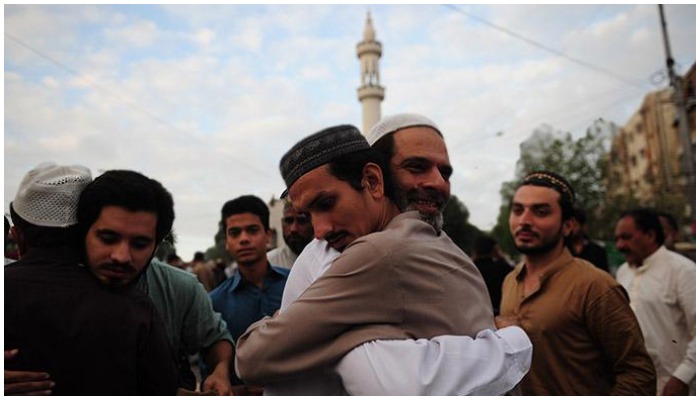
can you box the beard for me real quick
[394,186,447,233]
[513,226,564,255]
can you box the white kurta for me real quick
[617,246,696,394]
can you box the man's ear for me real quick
[362,163,384,198]
[562,217,575,238]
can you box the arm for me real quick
[201,340,234,396]
[336,326,532,396]
[664,263,695,395]
[4,350,54,396]
[236,243,405,382]
[590,286,656,395]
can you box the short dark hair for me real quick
[326,148,396,203]
[221,195,270,231]
[77,170,175,245]
[620,208,665,246]
[193,251,205,262]
[657,211,679,232]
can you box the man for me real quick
[191,251,218,291]
[499,170,656,395]
[5,163,177,395]
[236,123,501,390]
[77,169,234,395]
[472,234,513,315]
[266,199,314,268]
[569,207,609,273]
[263,114,532,395]
[615,208,696,396]
[207,195,290,390]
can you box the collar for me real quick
[228,264,286,293]
[631,245,665,272]
[513,247,575,283]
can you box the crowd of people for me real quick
[4,112,695,396]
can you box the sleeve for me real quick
[280,239,339,311]
[672,263,695,384]
[336,326,533,395]
[180,277,234,356]
[235,241,407,383]
[588,284,656,395]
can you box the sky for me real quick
[4,4,696,260]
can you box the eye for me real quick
[246,225,262,235]
[316,197,336,212]
[533,207,551,217]
[131,238,153,250]
[510,205,523,216]
[228,228,241,238]
[97,231,119,244]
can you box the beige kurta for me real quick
[235,211,495,383]
[500,248,656,395]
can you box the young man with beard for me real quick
[239,121,529,394]
[266,199,314,268]
[5,164,177,395]
[78,170,234,395]
[498,170,656,395]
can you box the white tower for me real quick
[356,12,385,135]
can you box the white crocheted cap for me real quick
[12,162,93,227]
[366,113,442,145]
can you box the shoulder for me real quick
[270,266,291,278]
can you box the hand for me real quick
[494,315,520,329]
[201,373,233,396]
[4,349,55,395]
[661,376,689,396]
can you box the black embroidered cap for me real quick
[279,124,369,198]
[520,170,575,205]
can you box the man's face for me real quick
[281,206,314,255]
[289,164,382,252]
[615,215,658,267]
[389,127,451,230]
[85,205,158,287]
[509,185,570,255]
[224,212,270,267]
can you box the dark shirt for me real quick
[473,256,513,315]
[573,240,609,273]
[5,246,178,395]
[208,264,289,384]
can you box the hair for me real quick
[193,251,205,262]
[620,208,666,246]
[326,148,396,203]
[77,170,175,245]
[572,207,587,225]
[516,170,576,221]
[10,203,81,249]
[473,234,497,258]
[656,211,679,232]
[221,195,270,231]
[166,253,181,263]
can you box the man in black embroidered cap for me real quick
[235,124,498,387]
[498,170,656,395]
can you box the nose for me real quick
[111,241,132,264]
[311,214,332,241]
[516,209,534,227]
[420,167,450,195]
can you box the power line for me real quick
[442,5,649,89]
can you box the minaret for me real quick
[356,11,385,135]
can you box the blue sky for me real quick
[4,4,696,259]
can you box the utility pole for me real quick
[658,4,695,218]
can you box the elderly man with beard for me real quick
[238,115,532,395]
[498,170,656,395]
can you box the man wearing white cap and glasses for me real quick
[4,163,177,395]
[237,115,532,395]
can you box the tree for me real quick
[442,195,483,256]
[155,230,177,261]
[492,120,612,257]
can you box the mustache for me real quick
[101,262,137,273]
[323,231,347,243]
[406,188,447,207]
[515,227,539,237]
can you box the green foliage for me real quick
[442,195,483,255]
[207,224,234,264]
[155,230,177,261]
